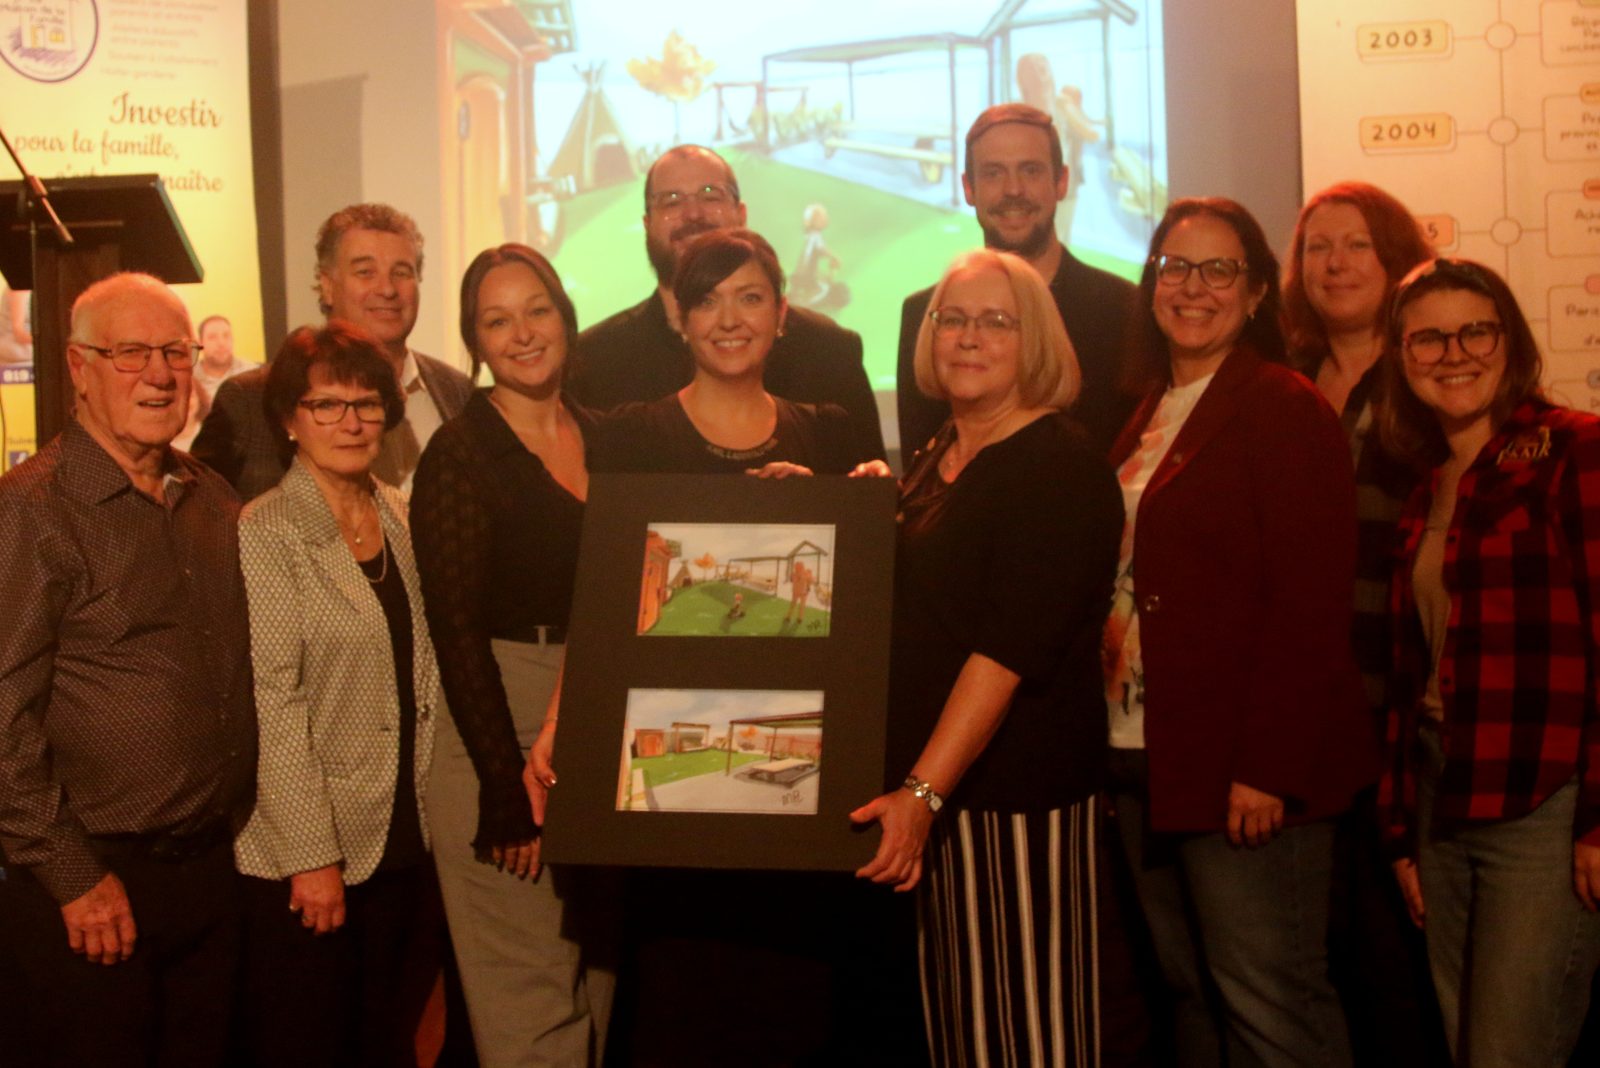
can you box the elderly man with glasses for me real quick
[567,144,885,463]
[0,272,256,1067]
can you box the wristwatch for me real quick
[902,775,944,813]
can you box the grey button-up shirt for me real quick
[0,422,256,902]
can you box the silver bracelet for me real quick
[902,775,944,813]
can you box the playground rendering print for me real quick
[617,689,825,816]
[638,523,835,638]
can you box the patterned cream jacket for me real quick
[233,460,441,885]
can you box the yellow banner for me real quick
[0,0,262,470]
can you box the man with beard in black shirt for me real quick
[568,145,885,463]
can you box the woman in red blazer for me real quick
[1102,197,1376,1067]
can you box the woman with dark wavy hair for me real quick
[1376,258,1600,1064]
[1104,197,1373,1066]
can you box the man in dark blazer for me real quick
[568,146,885,463]
[192,203,473,500]
[898,104,1137,458]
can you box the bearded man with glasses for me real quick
[567,144,885,465]
[0,272,256,1067]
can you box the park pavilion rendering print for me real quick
[617,690,824,815]
[637,523,835,637]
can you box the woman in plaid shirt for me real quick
[1377,258,1600,1065]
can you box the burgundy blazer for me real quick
[1109,346,1377,833]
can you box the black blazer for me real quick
[897,246,1138,460]
[192,351,473,501]
[568,291,886,464]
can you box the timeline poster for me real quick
[1297,0,1600,411]
[0,0,262,469]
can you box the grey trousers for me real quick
[428,639,614,1068]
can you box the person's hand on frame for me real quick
[850,788,935,892]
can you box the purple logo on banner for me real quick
[0,0,99,83]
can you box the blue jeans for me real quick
[1415,724,1600,1066]
[1111,757,1353,1068]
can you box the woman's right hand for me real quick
[289,865,346,935]
[1391,857,1425,928]
[850,788,934,892]
[490,839,540,881]
[746,461,813,479]
[491,722,558,882]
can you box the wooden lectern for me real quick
[0,174,202,446]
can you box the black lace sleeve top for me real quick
[410,390,593,854]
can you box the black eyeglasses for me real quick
[929,308,1021,336]
[648,184,735,214]
[1151,255,1247,289]
[1402,321,1504,367]
[72,341,201,373]
[298,398,388,425]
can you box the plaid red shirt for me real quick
[1380,400,1600,855]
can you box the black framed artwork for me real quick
[541,473,897,872]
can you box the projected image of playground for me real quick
[439,1,1166,394]
[637,522,834,638]
[617,689,824,815]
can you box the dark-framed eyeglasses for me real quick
[1402,321,1504,367]
[929,308,1021,336]
[1151,255,1247,290]
[72,340,201,373]
[297,397,389,425]
[648,184,735,214]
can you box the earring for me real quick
[287,432,297,442]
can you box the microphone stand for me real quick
[0,122,74,460]
[1,121,74,250]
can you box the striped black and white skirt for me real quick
[918,798,1100,1068]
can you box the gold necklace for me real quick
[938,444,966,475]
[338,497,377,546]
[364,534,389,583]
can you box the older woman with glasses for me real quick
[1376,258,1600,1065]
[852,248,1122,1067]
[1102,197,1374,1067]
[233,322,445,1066]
